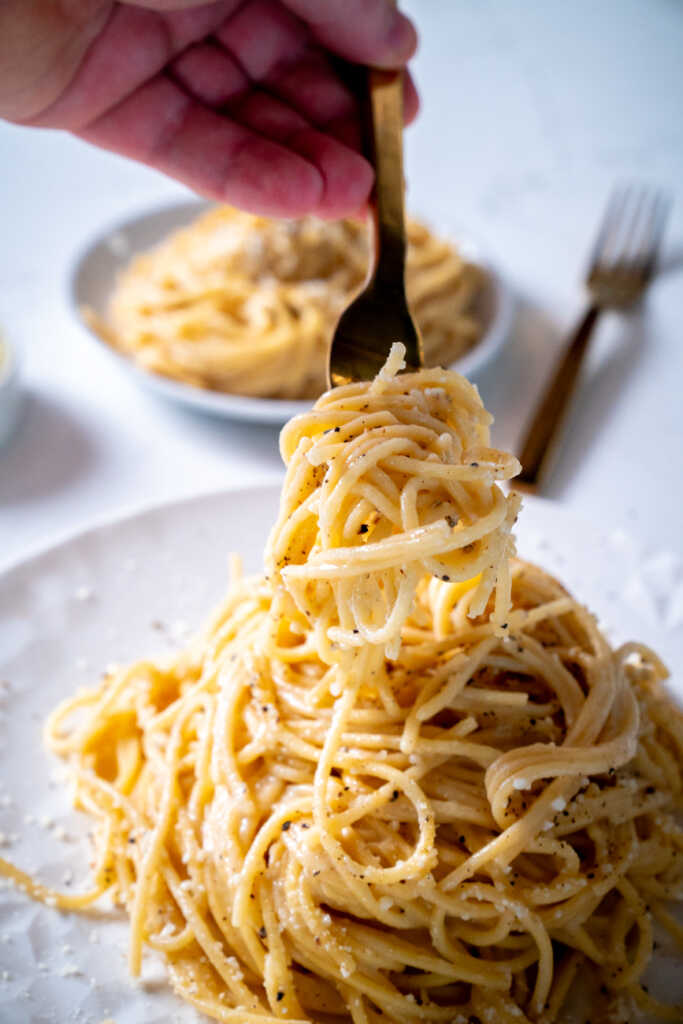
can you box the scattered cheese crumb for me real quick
[59,965,83,978]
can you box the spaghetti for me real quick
[86,207,484,399]
[1,347,682,1023]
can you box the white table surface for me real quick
[1,0,682,576]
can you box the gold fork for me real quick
[516,185,671,489]
[327,64,423,387]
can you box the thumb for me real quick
[282,0,417,69]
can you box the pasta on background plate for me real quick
[1,345,682,1024]
[87,207,483,400]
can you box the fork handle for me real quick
[367,66,407,289]
[516,304,601,489]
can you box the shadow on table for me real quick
[657,242,683,279]
[141,389,284,472]
[475,293,649,498]
[533,307,648,497]
[0,390,95,503]
[474,294,565,453]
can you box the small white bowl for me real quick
[71,201,514,425]
[0,334,22,447]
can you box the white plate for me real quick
[0,487,680,1023]
[70,202,514,425]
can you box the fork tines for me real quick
[589,184,671,278]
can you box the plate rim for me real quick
[0,483,576,585]
[0,481,287,580]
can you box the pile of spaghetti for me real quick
[87,206,483,399]
[3,347,682,1023]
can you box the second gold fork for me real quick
[516,185,671,490]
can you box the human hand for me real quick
[1,0,418,217]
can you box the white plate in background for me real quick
[0,486,680,1022]
[70,201,514,425]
